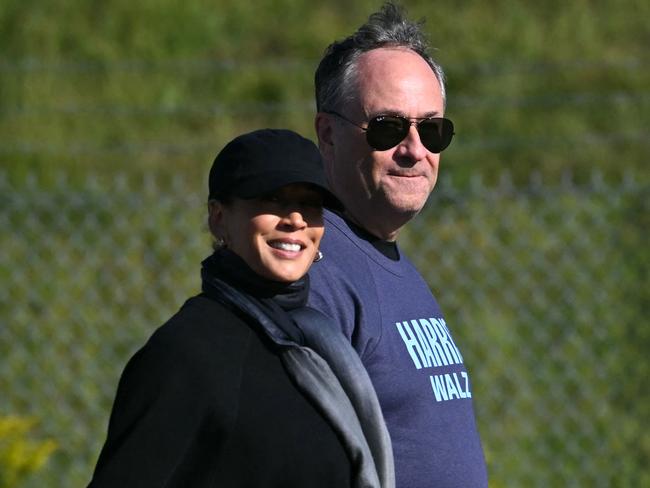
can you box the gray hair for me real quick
[315,2,446,113]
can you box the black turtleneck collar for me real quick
[201,249,309,311]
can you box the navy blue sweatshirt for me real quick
[309,210,488,488]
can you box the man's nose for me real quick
[397,125,428,161]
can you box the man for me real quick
[308,3,488,487]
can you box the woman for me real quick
[88,129,394,488]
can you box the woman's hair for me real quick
[315,1,446,113]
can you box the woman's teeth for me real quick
[270,242,301,252]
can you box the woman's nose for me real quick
[284,211,307,229]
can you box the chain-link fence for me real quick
[1,168,648,487]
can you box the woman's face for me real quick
[210,183,325,282]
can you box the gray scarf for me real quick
[202,251,394,488]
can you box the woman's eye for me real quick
[258,195,322,210]
[302,200,323,209]
[259,195,282,204]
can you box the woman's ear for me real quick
[208,200,224,240]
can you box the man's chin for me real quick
[384,194,429,217]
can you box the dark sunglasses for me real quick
[326,111,455,153]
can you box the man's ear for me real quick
[315,112,334,156]
[207,200,224,239]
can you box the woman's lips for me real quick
[269,241,302,252]
[267,238,306,254]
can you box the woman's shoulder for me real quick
[160,295,247,336]
[139,295,255,378]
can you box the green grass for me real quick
[1,0,648,184]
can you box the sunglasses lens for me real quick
[366,116,454,153]
[366,116,409,151]
[418,118,454,153]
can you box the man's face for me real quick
[317,48,445,240]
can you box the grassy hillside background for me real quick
[1,0,648,184]
[1,1,648,486]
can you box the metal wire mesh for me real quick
[1,169,648,487]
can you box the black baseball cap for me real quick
[208,129,342,210]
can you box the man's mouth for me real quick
[388,171,422,178]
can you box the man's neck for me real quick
[342,209,403,242]
[333,210,400,261]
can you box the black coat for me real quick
[88,295,352,487]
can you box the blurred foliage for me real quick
[0,0,648,185]
[405,172,650,486]
[0,416,57,488]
